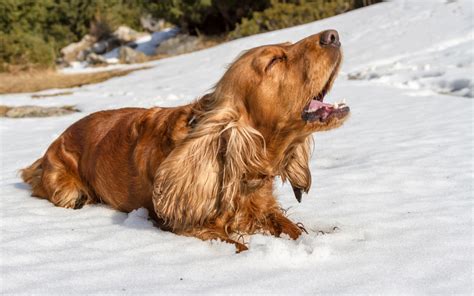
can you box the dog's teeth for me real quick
[341,99,346,104]
[333,102,339,109]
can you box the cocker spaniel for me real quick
[21,30,349,252]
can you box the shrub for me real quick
[144,0,271,35]
[0,0,144,71]
[0,0,381,71]
[230,0,355,39]
[0,31,55,71]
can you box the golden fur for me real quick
[21,31,349,252]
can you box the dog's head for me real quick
[153,31,350,229]
[214,30,349,135]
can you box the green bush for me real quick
[144,0,271,35]
[230,0,355,39]
[0,0,381,71]
[0,31,55,71]
[0,0,144,71]
[142,0,380,36]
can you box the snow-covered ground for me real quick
[1,0,472,294]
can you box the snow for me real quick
[1,0,472,294]
[347,36,473,98]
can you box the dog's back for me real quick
[21,105,193,215]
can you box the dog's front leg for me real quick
[266,211,304,240]
[178,227,248,253]
[239,184,304,240]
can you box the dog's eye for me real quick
[265,56,286,72]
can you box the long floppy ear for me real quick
[281,137,312,202]
[152,108,267,232]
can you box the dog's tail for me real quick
[21,158,47,198]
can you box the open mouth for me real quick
[302,98,349,123]
[301,62,349,123]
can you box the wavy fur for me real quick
[21,31,349,252]
[281,137,313,193]
[153,107,268,231]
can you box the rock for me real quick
[119,46,148,64]
[140,15,167,32]
[92,41,108,54]
[76,49,91,62]
[113,25,147,43]
[86,53,108,65]
[60,26,152,66]
[1,105,79,118]
[134,28,179,56]
[127,42,138,49]
[108,38,122,51]
[0,105,10,117]
[93,37,122,53]
[31,91,73,99]
[60,34,97,64]
[155,34,202,56]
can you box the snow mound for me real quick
[347,33,473,98]
[123,208,154,229]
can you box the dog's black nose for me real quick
[320,30,340,47]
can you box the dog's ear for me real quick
[218,115,267,205]
[281,137,312,202]
[152,108,267,231]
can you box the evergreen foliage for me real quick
[230,0,355,39]
[0,0,142,70]
[0,0,381,71]
[143,0,270,35]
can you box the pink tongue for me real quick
[308,99,333,111]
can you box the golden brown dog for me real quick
[21,30,349,252]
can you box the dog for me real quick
[21,30,349,252]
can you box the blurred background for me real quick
[0,0,380,74]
